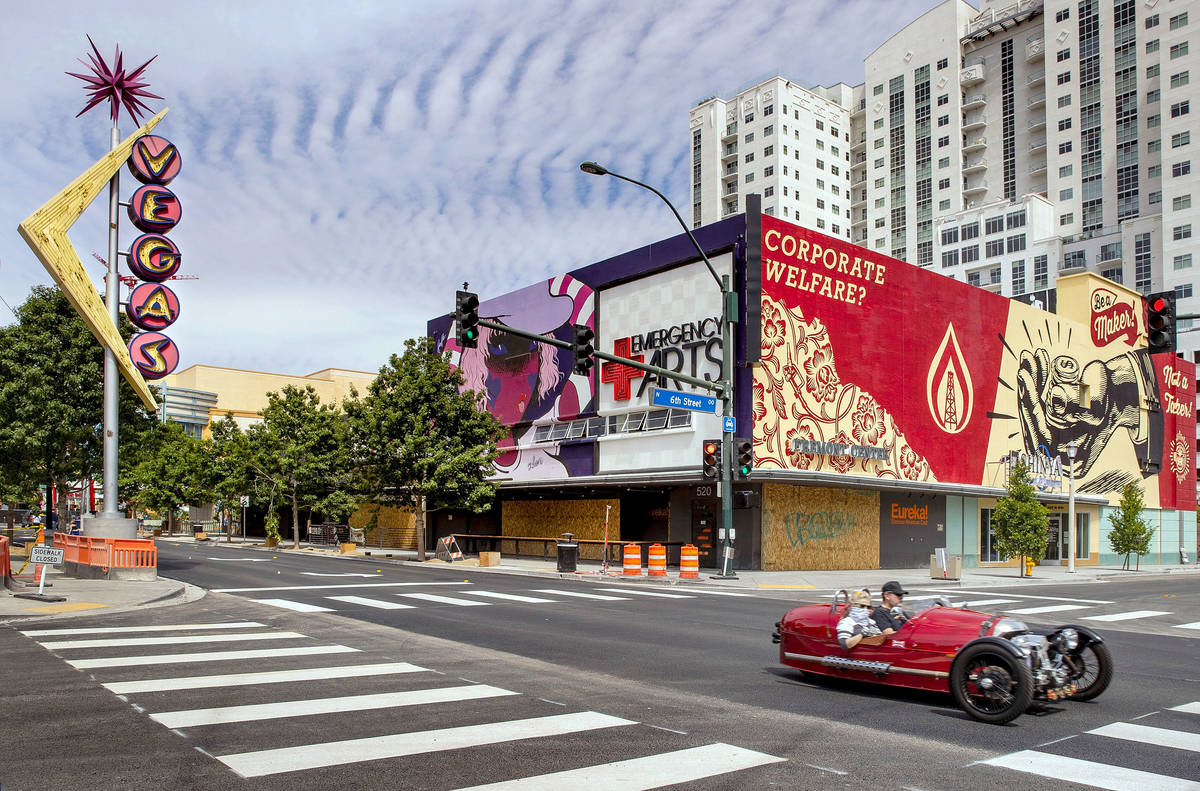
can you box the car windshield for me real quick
[905,595,955,617]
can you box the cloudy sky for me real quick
[1,0,947,376]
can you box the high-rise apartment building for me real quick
[689,0,1198,358]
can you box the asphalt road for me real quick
[1,542,1197,790]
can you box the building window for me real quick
[1147,63,1160,77]
[763,104,774,116]
[1060,164,1073,177]
[1149,164,1162,178]
[1170,12,1188,30]
[745,113,754,123]
[1011,259,1025,293]
[745,153,754,163]
[1172,101,1191,118]
[815,119,824,130]
[745,173,755,183]
[1007,234,1026,253]
[874,177,883,188]
[938,115,949,126]
[1057,71,1071,84]
[1171,71,1190,89]
[817,199,825,210]
[942,249,959,268]
[831,165,840,176]
[1174,224,1192,240]
[1034,255,1048,289]
[1148,89,1160,103]
[830,126,839,137]
[1058,118,1072,131]
[1149,140,1161,153]
[1149,190,1162,204]
[1176,283,1194,299]
[1174,194,1192,210]
[874,157,885,168]
[1056,8,1069,22]
[1135,232,1153,292]
[764,186,774,197]
[961,245,980,263]
[1060,187,1075,200]
[764,165,774,176]
[1174,253,1193,270]
[938,94,949,106]
[1059,141,1073,153]
[1058,94,1072,108]
[938,135,950,147]
[874,137,885,149]
[938,156,950,168]
[937,57,948,70]
[744,132,754,143]
[1057,48,1071,61]
[874,217,885,228]
[1173,161,1192,177]
[1007,210,1026,229]
[1148,113,1161,128]
[1147,40,1160,54]
[764,145,774,156]
[968,271,981,286]
[986,238,1005,257]
[938,178,951,189]
[1060,213,1074,225]
[816,159,825,170]
[939,198,951,210]
[1170,42,1189,59]
[875,197,885,208]
[816,218,826,229]
[985,216,1004,235]
[961,222,980,240]
[1146,14,1159,28]
[941,227,959,246]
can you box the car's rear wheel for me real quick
[951,643,1034,725]
[1065,641,1113,701]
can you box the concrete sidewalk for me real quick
[0,571,200,622]
[170,534,1200,593]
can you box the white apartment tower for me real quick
[691,0,1198,359]
[690,77,858,238]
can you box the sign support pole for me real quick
[100,119,122,525]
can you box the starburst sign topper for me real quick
[67,35,162,126]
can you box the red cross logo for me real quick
[601,337,645,401]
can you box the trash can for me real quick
[556,532,578,573]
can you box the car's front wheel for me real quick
[951,642,1034,725]
[1065,641,1113,701]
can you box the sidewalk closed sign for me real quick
[30,547,64,566]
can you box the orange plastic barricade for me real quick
[622,544,642,576]
[647,543,667,577]
[679,544,700,579]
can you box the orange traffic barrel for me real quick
[679,544,700,579]
[647,543,667,577]
[622,544,642,576]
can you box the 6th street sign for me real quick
[651,387,718,414]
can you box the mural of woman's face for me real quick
[485,326,541,426]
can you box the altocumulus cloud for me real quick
[0,0,943,374]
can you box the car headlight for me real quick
[991,617,1028,638]
[1057,627,1079,650]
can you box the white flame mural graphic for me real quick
[926,323,975,435]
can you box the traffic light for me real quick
[572,324,595,375]
[455,290,479,348]
[734,437,753,479]
[1146,291,1176,354]
[702,439,721,480]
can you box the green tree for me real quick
[347,337,504,557]
[0,286,154,529]
[124,421,217,533]
[1107,482,1154,570]
[247,385,352,548]
[209,415,254,540]
[992,459,1050,577]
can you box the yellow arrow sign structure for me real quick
[17,109,168,412]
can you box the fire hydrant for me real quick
[1025,558,1036,576]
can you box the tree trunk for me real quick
[55,477,69,536]
[416,495,426,562]
[291,488,300,549]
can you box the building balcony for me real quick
[1028,116,1046,131]
[721,147,738,162]
[963,158,988,174]
[1029,137,1047,153]
[721,126,738,143]
[963,137,987,153]
[1026,35,1045,62]
[965,0,1043,38]
[851,134,866,152]
[962,114,988,132]
[1026,71,1045,88]
[852,193,867,209]
[961,63,986,86]
[962,94,987,111]
[983,280,1004,293]
[852,98,866,119]
[963,181,989,196]
[722,169,738,182]
[1027,92,1045,109]
[1029,160,1047,175]
[852,175,867,186]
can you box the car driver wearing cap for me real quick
[872,580,910,633]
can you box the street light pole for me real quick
[579,161,738,578]
[1067,441,1077,573]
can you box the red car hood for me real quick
[898,607,994,654]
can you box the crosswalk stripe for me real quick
[980,749,1200,790]
[212,582,466,593]
[450,742,786,790]
[597,588,693,599]
[216,711,634,778]
[66,644,359,669]
[325,596,415,610]
[38,631,307,650]
[150,684,518,728]
[103,662,428,694]
[1170,702,1200,714]
[460,591,558,603]
[396,593,491,607]
[963,599,1021,608]
[1006,604,1089,615]
[1174,622,1200,631]
[530,589,630,601]
[254,599,335,612]
[1088,722,1200,753]
[1080,610,1172,623]
[20,622,265,637]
